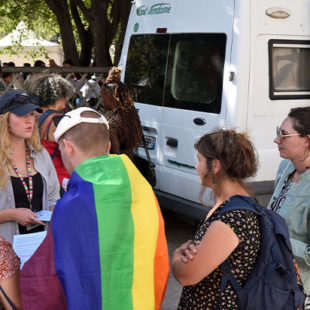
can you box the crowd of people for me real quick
[0,59,102,108]
[0,61,308,309]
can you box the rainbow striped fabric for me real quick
[20,155,169,310]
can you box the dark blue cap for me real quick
[0,90,42,116]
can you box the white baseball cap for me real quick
[54,107,109,143]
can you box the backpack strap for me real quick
[217,260,242,309]
[38,109,58,127]
[218,195,261,216]
[217,195,260,301]
[265,243,289,284]
[42,112,59,140]
[219,260,242,293]
[0,285,17,310]
[50,145,59,160]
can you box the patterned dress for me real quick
[0,235,20,309]
[178,200,261,309]
[0,236,20,280]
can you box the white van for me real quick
[118,0,310,219]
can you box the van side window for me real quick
[165,33,226,113]
[125,33,226,113]
[124,34,169,106]
[269,40,310,99]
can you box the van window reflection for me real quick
[125,33,226,113]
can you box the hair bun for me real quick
[106,67,122,84]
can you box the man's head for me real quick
[54,107,110,175]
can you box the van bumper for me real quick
[154,190,208,221]
[155,181,274,221]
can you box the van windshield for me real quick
[124,33,226,113]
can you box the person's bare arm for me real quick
[172,220,240,286]
[0,271,22,310]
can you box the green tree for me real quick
[0,0,131,66]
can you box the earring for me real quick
[212,177,216,184]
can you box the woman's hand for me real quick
[174,240,200,264]
[181,241,200,263]
[11,208,45,227]
[172,221,240,286]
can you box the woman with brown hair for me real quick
[101,67,143,160]
[172,129,261,309]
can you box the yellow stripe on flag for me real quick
[121,155,158,310]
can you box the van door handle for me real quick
[166,138,178,148]
[193,117,206,126]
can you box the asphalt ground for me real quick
[161,210,197,310]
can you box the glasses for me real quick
[276,126,301,139]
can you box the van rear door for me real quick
[124,0,235,205]
[158,0,235,204]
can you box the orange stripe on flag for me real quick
[153,194,169,310]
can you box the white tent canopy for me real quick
[0,22,63,66]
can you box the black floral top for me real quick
[178,200,261,310]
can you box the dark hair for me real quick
[288,107,310,137]
[195,129,257,196]
[1,72,12,80]
[34,60,45,67]
[102,67,143,150]
[28,73,74,107]
[63,59,73,66]
[7,62,15,67]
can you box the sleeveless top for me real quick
[11,173,44,234]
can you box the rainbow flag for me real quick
[20,155,169,310]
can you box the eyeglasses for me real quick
[276,126,301,139]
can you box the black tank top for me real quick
[11,172,44,234]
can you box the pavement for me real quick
[161,210,196,310]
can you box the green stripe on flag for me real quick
[76,155,134,310]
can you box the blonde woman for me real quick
[0,90,59,244]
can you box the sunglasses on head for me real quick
[0,94,35,114]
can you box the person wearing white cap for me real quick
[19,107,169,310]
[53,107,110,175]
[0,90,60,245]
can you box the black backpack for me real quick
[217,195,305,310]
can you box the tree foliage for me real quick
[0,0,131,66]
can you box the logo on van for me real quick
[136,3,171,16]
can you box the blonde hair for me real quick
[0,113,42,189]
